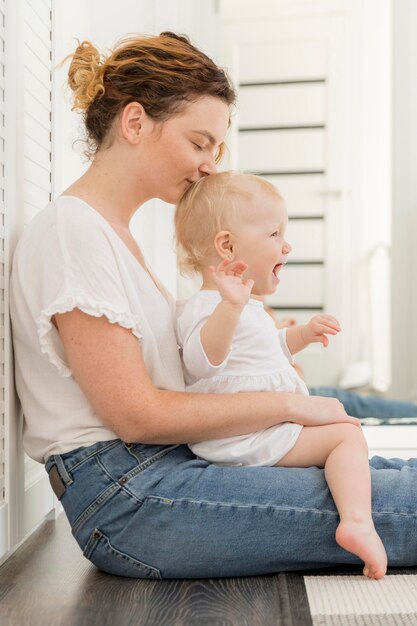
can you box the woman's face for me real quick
[140,96,231,204]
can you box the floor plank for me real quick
[0,514,310,626]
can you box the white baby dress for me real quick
[177,290,307,466]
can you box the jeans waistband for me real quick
[45,439,121,474]
[45,440,175,499]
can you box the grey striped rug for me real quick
[287,568,417,626]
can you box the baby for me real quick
[175,171,387,579]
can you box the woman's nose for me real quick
[283,241,292,254]
[199,155,217,176]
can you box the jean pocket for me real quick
[83,528,162,579]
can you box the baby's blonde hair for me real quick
[174,171,282,275]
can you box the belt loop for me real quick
[54,455,73,487]
[47,455,73,500]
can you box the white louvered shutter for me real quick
[21,0,54,537]
[23,0,52,224]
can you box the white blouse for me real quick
[177,291,307,466]
[10,196,185,463]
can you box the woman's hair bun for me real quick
[67,40,105,111]
[159,31,190,44]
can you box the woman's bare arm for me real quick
[54,309,359,443]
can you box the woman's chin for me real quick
[168,184,193,204]
[158,191,182,205]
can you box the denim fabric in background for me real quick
[309,387,417,419]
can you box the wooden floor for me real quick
[0,514,312,626]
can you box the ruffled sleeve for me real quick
[34,201,144,377]
[38,292,143,378]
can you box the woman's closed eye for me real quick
[192,142,204,151]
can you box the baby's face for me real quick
[231,192,291,296]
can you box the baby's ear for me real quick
[214,230,234,260]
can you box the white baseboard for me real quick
[363,425,417,459]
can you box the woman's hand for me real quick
[288,393,361,428]
[300,315,341,348]
[209,260,254,308]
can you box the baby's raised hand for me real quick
[301,314,341,347]
[209,260,254,307]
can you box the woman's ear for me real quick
[120,102,145,144]
[214,231,234,260]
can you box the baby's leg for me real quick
[277,424,387,579]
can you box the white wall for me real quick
[53,0,155,196]
[391,0,417,402]
[345,0,392,392]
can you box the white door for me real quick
[222,10,348,386]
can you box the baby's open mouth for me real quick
[273,263,285,277]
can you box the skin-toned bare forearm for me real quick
[115,387,296,443]
[104,386,359,443]
[200,301,244,365]
[285,325,309,354]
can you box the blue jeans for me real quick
[309,387,417,419]
[46,439,417,578]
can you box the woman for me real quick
[10,32,417,579]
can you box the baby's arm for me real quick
[285,314,341,355]
[200,260,254,365]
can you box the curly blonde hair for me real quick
[175,172,283,275]
[65,32,236,158]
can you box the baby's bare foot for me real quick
[336,518,387,580]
